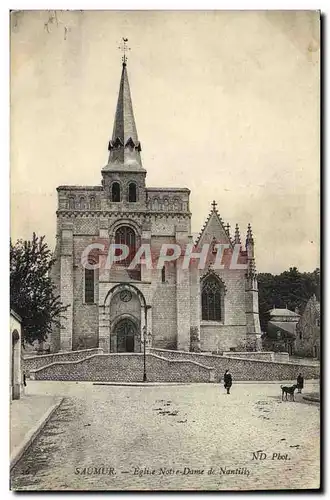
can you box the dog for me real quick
[280,384,298,401]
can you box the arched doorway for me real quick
[103,283,151,354]
[115,318,138,353]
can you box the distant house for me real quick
[295,295,320,359]
[263,307,300,355]
[10,309,24,400]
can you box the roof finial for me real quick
[234,223,241,245]
[211,200,217,211]
[118,37,131,66]
[246,223,254,244]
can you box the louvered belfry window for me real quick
[115,226,136,266]
[128,183,137,202]
[202,276,222,321]
[111,182,121,202]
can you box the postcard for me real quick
[10,10,320,491]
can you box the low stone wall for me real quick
[223,351,275,361]
[273,352,290,363]
[23,348,104,377]
[150,349,320,381]
[29,353,215,383]
[222,351,289,363]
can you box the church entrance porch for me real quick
[100,283,152,354]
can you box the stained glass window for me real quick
[201,276,223,321]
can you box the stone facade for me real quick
[51,60,261,355]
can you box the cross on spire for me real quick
[211,200,217,211]
[118,37,131,66]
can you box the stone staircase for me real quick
[28,352,215,383]
[24,348,320,383]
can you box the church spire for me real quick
[103,39,144,172]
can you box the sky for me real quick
[10,10,320,274]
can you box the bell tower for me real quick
[101,39,146,208]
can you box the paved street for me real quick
[11,381,320,491]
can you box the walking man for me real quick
[297,373,304,394]
[223,369,232,394]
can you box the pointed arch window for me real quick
[111,182,121,202]
[201,275,224,321]
[128,182,137,202]
[115,226,136,266]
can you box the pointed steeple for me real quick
[103,59,145,172]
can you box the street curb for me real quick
[303,395,320,403]
[10,397,64,470]
[93,382,191,387]
[92,380,319,387]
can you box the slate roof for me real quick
[268,321,297,339]
[268,308,300,318]
[102,62,145,172]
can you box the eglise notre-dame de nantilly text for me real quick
[51,53,261,355]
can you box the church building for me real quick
[51,53,261,355]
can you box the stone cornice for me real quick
[57,186,103,191]
[56,210,192,218]
[147,187,191,193]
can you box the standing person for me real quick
[224,369,232,395]
[297,373,304,394]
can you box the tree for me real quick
[258,267,320,332]
[10,233,69,346]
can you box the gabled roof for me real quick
[195,201,232,248]
[299,294,320,320]
[10,309,22,322]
